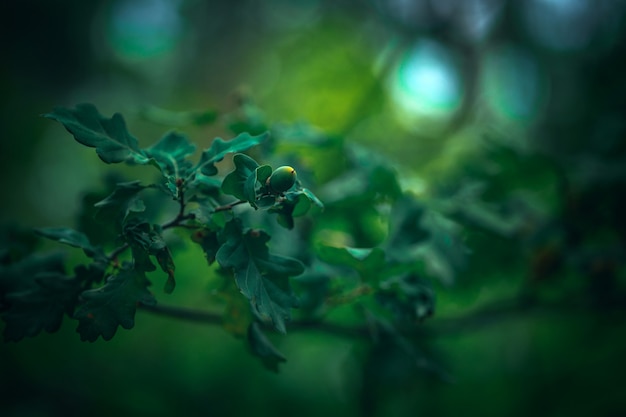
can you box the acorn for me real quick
[267,166,297,194]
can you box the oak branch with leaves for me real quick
[1,103,450,373]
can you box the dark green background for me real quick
[2,1,626,416]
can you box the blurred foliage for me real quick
[2,0,626,416]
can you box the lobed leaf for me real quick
[144,131,196,180]
[221,154,273,209]
[94,181,147,229]
[194,132,269,176]
[75,268,156,342]
[216,219,303,333]
[123,220,176,293]
[3,272,81,341]
[35,227,104,259]
[43,103,151,165]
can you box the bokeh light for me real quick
[106,0,184,61]
[389,41,463,127]
[523,0,595,51]
[482,45,549,123]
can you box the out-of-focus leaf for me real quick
[385,196,429,251]
[216,219,303,333]
[3,272,81,341]
[35,227,104,259]
[319,149,401,207]
[138,105,217,127]
[247,322,287,372]
[376,274,435,323]
[226,101,268,136]
[384,196,466,285]
[317,245,386,283]
[43,104,152,165]
[0,253,66,303]
[75,268,156,342]
[292,261,334,315]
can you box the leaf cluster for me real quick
[0,101,464,374]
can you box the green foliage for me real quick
[216,218,303,334]
[1,102,463,373]
[75,267,156,341]
[43,104,152,165]
[35,227,104,260]
[195,132,269,177]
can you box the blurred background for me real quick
[1,0,626,416]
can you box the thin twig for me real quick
[162,213,195,230]
[107,243,130,262]
[212,199,248,213]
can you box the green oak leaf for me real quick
[269,187,324,229]
[0,253,66,302]
[3,272,81,341]
[247,322,287,372]
[35,227,104,259]
[144,131,196,180]
[194,132,269,176]
[185,173,222,202]
[94,181,147,228]
[191,229,221,265]
[245,165,272,208]
[123,220,176,293]
[43,103,151,165]
[221,154,272,208]
[216,219,303,333]
[75,268,156,342]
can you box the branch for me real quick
[137,296,626,340]
[162,181,195,230]
[138,302,222,325]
